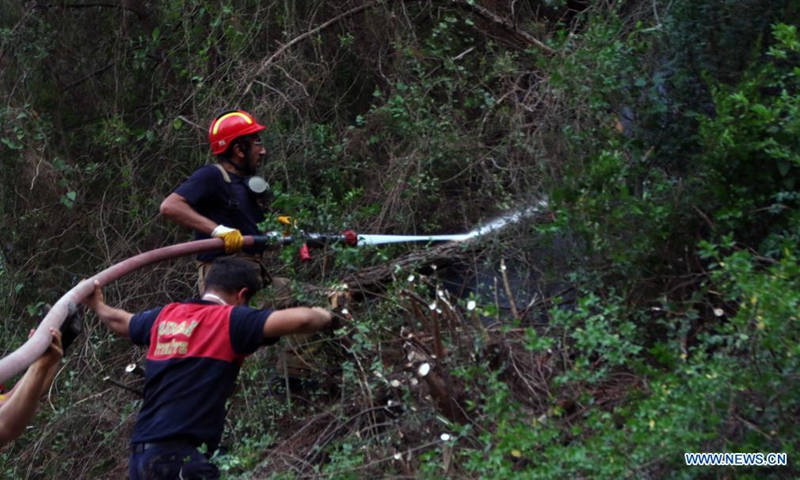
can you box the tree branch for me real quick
[243,0,555,99]
[449,0,556,55]
[60,1,145,19]
[243,0,383,97]
[62,61,118,92]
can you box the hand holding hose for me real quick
[212,225,244,253]
[30,328,62,372]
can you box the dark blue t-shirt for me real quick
[128,299,278,448]
[173,164,265,261]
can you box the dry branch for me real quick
[243,0,554,99]
[344,239,483,294]
[61,0,151,24]
[62,61,119,92]
[102,376,143,397]
[414,360,468,425]
[449,0,556,55]
[243,0,383,97]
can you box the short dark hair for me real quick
[203,257,262,301]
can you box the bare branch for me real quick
[243,0,383,97]
[62,62,118,92]
[60,1,145,19]
[449,0,556,55]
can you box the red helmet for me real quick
[208,110,266,155]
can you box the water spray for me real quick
[261,203,546,248]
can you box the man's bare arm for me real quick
[0,329,62,447]
[160,193,218,235]
[263,307,332,338]
[82,280,133,337]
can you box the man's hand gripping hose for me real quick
[212,225,244,253]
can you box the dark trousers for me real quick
[129,442,219,480]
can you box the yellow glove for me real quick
[212,225,244,254]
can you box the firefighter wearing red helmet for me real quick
[160,109,271,293]
[208,110,266,156]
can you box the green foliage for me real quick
[698,243,800,455]
[551,294,643,384]
[696,22,800,242]
[542,16,688,288]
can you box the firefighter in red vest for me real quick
[82,256,333,479]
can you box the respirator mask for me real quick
[244,175,271,212]
[244,176,270,197]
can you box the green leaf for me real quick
[61,190,77,208]
[0,138,21,150]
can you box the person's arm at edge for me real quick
[0,330,60,406]
[81,280,133,338]
[159,193,218,235]
[262,307,332,338]
[0,328,62,447]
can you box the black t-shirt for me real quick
[173,164,265,261]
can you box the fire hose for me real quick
[0,229,471,384]
[0,202,544,384]
[0,237,235,384]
